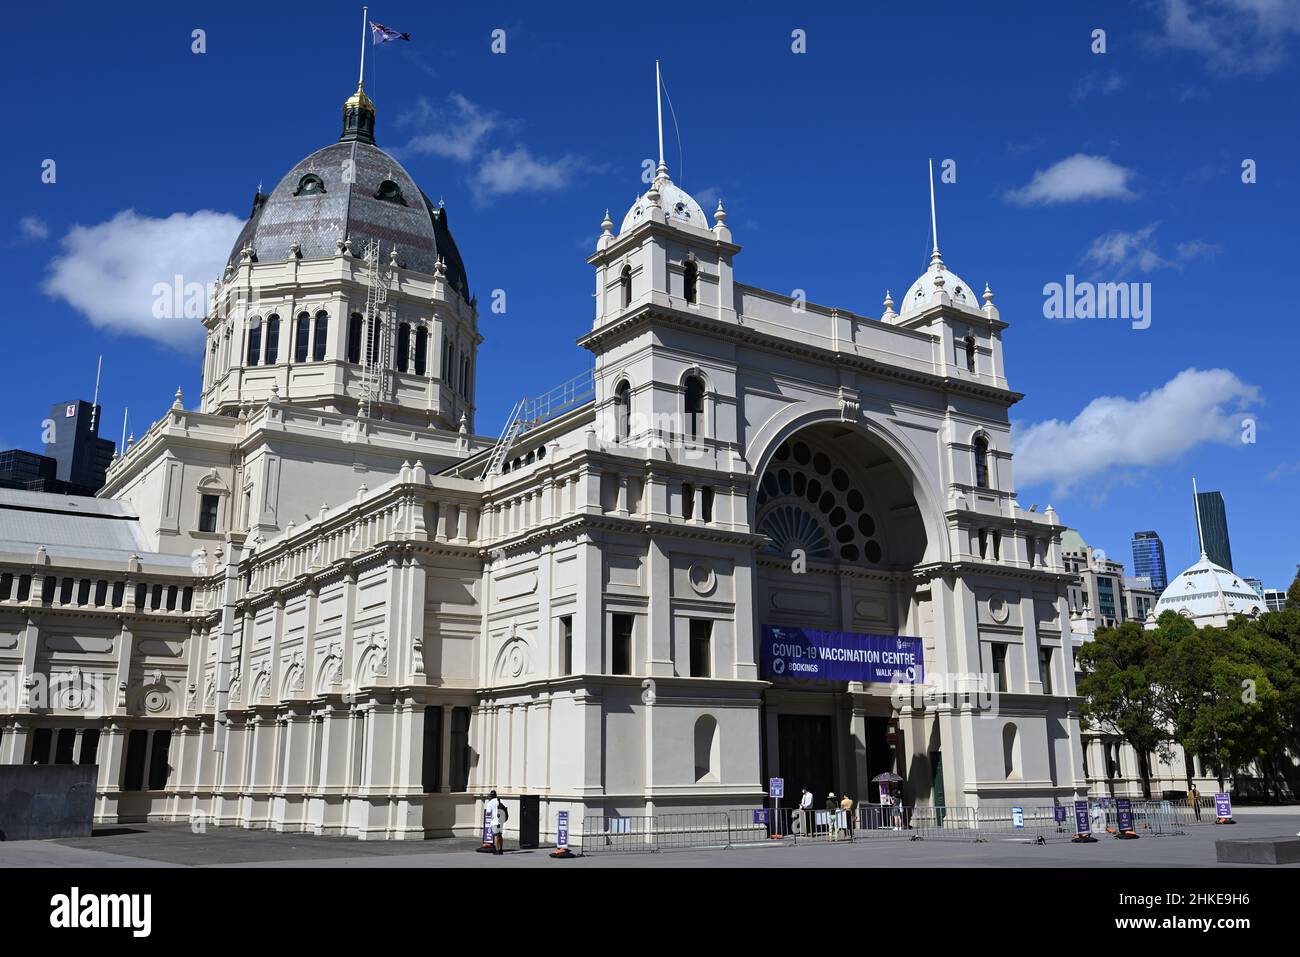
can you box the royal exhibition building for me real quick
[0,75,1252,843]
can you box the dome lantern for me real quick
[341,82,377,145]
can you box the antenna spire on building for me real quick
[655,60,667,178]
[1192,476,1207,559]
[928,158,942,267]
[90,354,102,433]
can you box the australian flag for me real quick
[370,21,410,43]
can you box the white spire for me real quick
[1192,476,1208,559]
[656,60,665,174]
[928,158,941,266]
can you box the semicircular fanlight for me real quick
[759,504,832,560]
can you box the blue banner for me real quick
[1215,793,1233,819]
[1116,797,1134,832]
[761,626,923,684]
[1074,800,1091,835]
[556,810,569,850]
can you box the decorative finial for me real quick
[713,199,727,224]
[882,290,896,318]
[172,387,183,410]
[601,209,613,235]
[983,282,994,304]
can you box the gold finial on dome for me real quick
[344,81,375,114]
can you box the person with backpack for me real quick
[485,790,509,855]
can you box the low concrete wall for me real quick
[0,764,97,841]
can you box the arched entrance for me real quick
[751,420,936,808]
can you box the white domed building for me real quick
[1149,553,1266,628]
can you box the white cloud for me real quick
[1083,223,1220,274]
[19,216,49,241]
[1155,0,1300,75]
[1013,368,1260,498]
[469,147,586,201]
[394,92,593,204]
[1005,154,1137,206]
[1071,72,1126,102]
[43,209,242,349]
[395,93,503,162]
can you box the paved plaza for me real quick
[1,808,1296,869]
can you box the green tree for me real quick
[1185,657,1283,792]
[1076,621,1171,798]
[1288,569,1300,610]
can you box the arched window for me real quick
[614,380,631,443]
[414,327,428,375]
[1002,723,1020,778]
[683,258,698,305]
[313,311,329,361]
[620,264,632,308]
[694,715,719,782]
[684,375,705,440]
[347,313,363,364]
[396,323,411,373]
[964,335,977,373]
[264,315,280,364]
[245,317,262,366]
[294,312,311,362]
[973,434,991,489]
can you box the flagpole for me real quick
[358,6,368,88]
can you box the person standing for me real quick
[486,790,509,855]
[1188,783,1202,822]
[799,787,813,835]
[826,792,839,841]
[840,792,854,839]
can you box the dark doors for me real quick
[777,714,834,809]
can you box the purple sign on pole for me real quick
[1074,800,1091,834]
[556,810,569,850]
[761,626,923,684]
[753,808,770,826]
[1215,792,1233,818]
[482,809,493,845]
[1116,797,1134,831]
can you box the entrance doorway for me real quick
[777,714,833,808]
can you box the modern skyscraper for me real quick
[1194,489,1234,572]
[1131,530,1169,595]
[43,399,115,494]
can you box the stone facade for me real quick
[0,87,1093,840]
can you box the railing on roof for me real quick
[479,369,594,479]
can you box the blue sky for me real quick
[2,0,1297,589]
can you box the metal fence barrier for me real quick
[579,805,916,854]
[578,799,1199,854]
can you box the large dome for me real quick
[226,94,470,300]
[1154,554,1266,623]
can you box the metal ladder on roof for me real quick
[358,239,392,420]
[479,398,527,479]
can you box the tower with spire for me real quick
[582,61,741,449]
